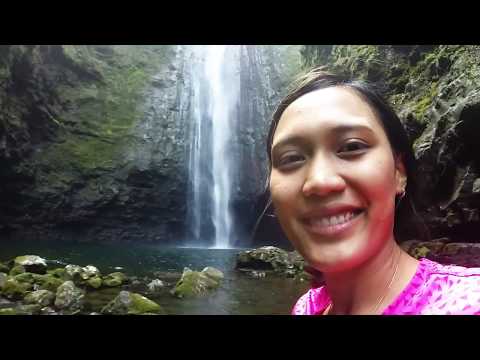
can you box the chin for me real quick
[297,239,371,274]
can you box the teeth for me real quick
[312,211,358,227]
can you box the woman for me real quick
[267,67,480,315]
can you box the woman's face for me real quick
[269,87,406,273]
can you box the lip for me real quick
[301,204,364,219]
[301,205,365,238]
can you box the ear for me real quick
[394,154,407,194]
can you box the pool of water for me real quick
[0,240,310,315]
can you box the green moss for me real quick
[173,270,220,298]
[32,274,65,292]
[32,45,176,176]
[411,246,431,259]
[9,265,26,276]
[0,262,10,273]
[14,272,36,284]
[47,268,67,279]
[100,290,165,315]
[129,293,164,315]
[102,272,127,287]
[1,278,32,299]
[413,81,439,121]
[86,276,102,289]
[24,289,55,306]
[0,308,18,315]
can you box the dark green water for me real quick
[0,240,310,315]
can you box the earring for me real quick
[395,188,406,210]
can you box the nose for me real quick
[302,154,346,197]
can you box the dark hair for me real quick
[261,67,429,243]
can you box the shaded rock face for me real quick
[0,45,187,243]
[299,45,480,243]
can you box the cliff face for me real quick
[0,45,302,245]
[0,45,187,243]
[301,45,480,242]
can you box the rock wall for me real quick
[0,45,187,243]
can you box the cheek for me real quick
[355,155,397,202]
[269,172,302,219]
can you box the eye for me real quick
[277,153,305,169]
[337,140,369,155]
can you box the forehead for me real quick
[275,86,384,140]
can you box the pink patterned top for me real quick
[292,258,480,315]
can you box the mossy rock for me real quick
[47,268,68,280]
[86,276,102,289]
[9,265,26,276]
[32,274,65,292]
[201,267,224,282]
[14,272,37,284]
[64,265,83,282]
[172,268,221,299]
[0,308,18,315]
[0,273,8,289]
[1,278,33,300]
[101,290,165,315]
[24,290,55,307]
[236,246,296,273]
[102,272,127,287]
[80,265,100,280]
[0,262,10,274]
[410,246,431,259]
[16,304,42,315]
[54,281,85,311]
[83,287,121,312]
[14,255,47,274]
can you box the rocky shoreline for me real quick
[1,242,479,315]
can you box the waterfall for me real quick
[186,45,240,249]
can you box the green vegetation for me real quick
[35,45,176,177]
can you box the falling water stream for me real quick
[187,45,240,249]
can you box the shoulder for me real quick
[291,286,329,315]
[420,259,480,314]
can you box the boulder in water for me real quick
[172,267,222,298]
[13,255,47,274]
[86,276,103,289]
[0,308,18,315]
[9,265,26,276]
[201,267,224,281]
[0,273,8,289]
[47,268,67,279]
[33,274,65,292]
[236,246,305,276]
[64,265,84,283]
[1,277,33,300]
[101,290,165,315]
[103,272,128,287]
[24,290,55,307]
[54,281,85,311]
[147,279,164,292]
[0,262,10,274]
[80,265,100,280]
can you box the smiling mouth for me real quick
[303,209,365,237]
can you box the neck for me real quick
[323,239,418,315]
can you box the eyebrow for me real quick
[271,124,375,154]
